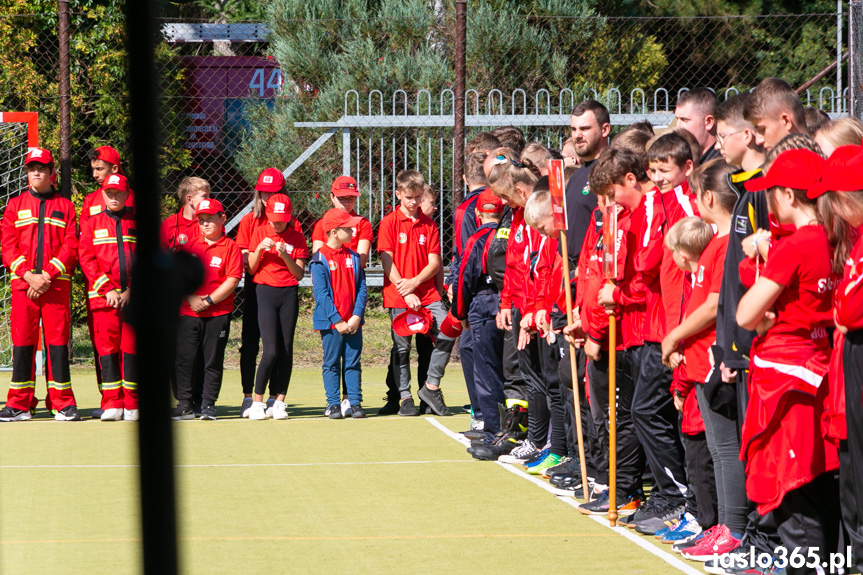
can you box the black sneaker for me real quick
[635,504,685,535]
[91,408,104,419]
[55,405,81,421]
[418,399,433,414]
[471,437,518,461]
[545,456,580,478]
[171,405,195,421]
[550,470,580,487]
[398,397,418,417]
[200,405,217,421]
[350,405,366,419]
[377,397,401,416]
[617,500,654,528]
[0,406,32,421]
[523,448,548,467]
[417,385,452,416]
[328,404,343,419]
[192,402,202,417]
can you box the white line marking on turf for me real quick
[0,459,473,469]
[426,418,704,575]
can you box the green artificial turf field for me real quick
[0,366,707,574]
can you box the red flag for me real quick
[547,159,567,231]
[603,202,619,281]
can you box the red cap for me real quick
[744,149,825,193]
[439,312,463,339]
[256,168,285,192]
[195,198,225,216]
[24,148,54,165]
[321,208,362,233]
[95,146,124,174]
[102,173,130,193]
[330,176,360,197]
[475,188,504,213]
[265,193,292,222]
[392,308,433,337]
[807,145,863,198]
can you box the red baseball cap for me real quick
[95,145,124,174]
[476,188,504,213]
[331,175,360,197]
[265,193,292,222]
[744,149,825,193]
[256,167,285,192]
[321,208,362,233]
[807,145,863,198]
[439,312,463,339]
[24,148,54,165]
[102,173,130,193]
[392,308,433,337]
[195,198,225,216]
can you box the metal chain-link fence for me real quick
[0,3,851,365]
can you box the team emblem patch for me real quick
[178,234,188,245]
[398,232,407,244]
[735,215,748,234]
[697,265,704,283]
[95,229,109,239]
[582,183,590,195]
[107,175,121,185]
[345,258,353,268]
[514,226,523,243]
[328,260,337,271]
[263,175,273,184]
[418,234,426,246]
[209,256,222,268]
[285,243,294,254]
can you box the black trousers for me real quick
[385,333,433,402]
[538,336,568,457]
[587,348,644,497]
[254,285,299,396]
[175,314,231,407]
[771,473,841,575]
[512,307,549,447]
[683,431,717,529]
[560,343,598,479]
[841,330,863,573]
[502,314,528,402]
[239,274,278,396]
[471,317,505,437]
[628,343,688,508]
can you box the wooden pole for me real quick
[559,230,590,503]
[608,310,618,527]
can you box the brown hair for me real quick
[464,152,488,187]
[488,148,540,199]
[763,133,825,170]
[665,217,714,257]
[396,169,426,195]
[804,108,831,135]
[744,77,807,132]
[490,126,526,156]
[520,142,556,172]
[818,191,863,274]
[714,93,753,130]
[610,128,651,167]
[689,159,739,214]
[677,88,717,116]
[465,132,502,156]
[590,147,649,197]
[647,132,694,167]
[815,116,863,150]
[672,128,701,165]
[572,100,610,128]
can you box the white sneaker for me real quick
[340,398,353,417]
[101,408,123,421]
[247,402,267,420]
[240,397,253,418]
[498,440,538,464]
[272,400,289,420]
[123,409,140,421]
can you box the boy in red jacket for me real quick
[0,148,79,421]
[78,173,137,421]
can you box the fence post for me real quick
[57,0,71,199]
[852,1,863,117]
[342,127,351,176]
[453,1,466,208]
[840,0,845,112]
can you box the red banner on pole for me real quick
[603,202,619,281]
[548,159,567,231]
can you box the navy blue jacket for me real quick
[452,222,499,321]
[310,248,367,331]
[445,186,484,286]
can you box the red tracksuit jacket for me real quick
[79,209,136,311]
[1,187,78,291]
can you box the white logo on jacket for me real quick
[210,256,222,268]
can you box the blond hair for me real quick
[664,217,713,257]
[177,176,211,204]
[487,147,540,199]
[815,116,863,150]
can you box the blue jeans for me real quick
[321,328,363,407]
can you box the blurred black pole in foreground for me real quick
[124,1,180,572]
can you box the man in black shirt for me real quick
[675,88,721,164]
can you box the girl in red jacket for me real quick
[813,144,863,574]
[736,148,840,572]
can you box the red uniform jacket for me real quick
[79,209,136,311]
[1,188,78,292]
[80,188,136,228]
[500,207,541,314]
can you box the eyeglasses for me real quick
[716,130,743,147]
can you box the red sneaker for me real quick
[680,524,741,562]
